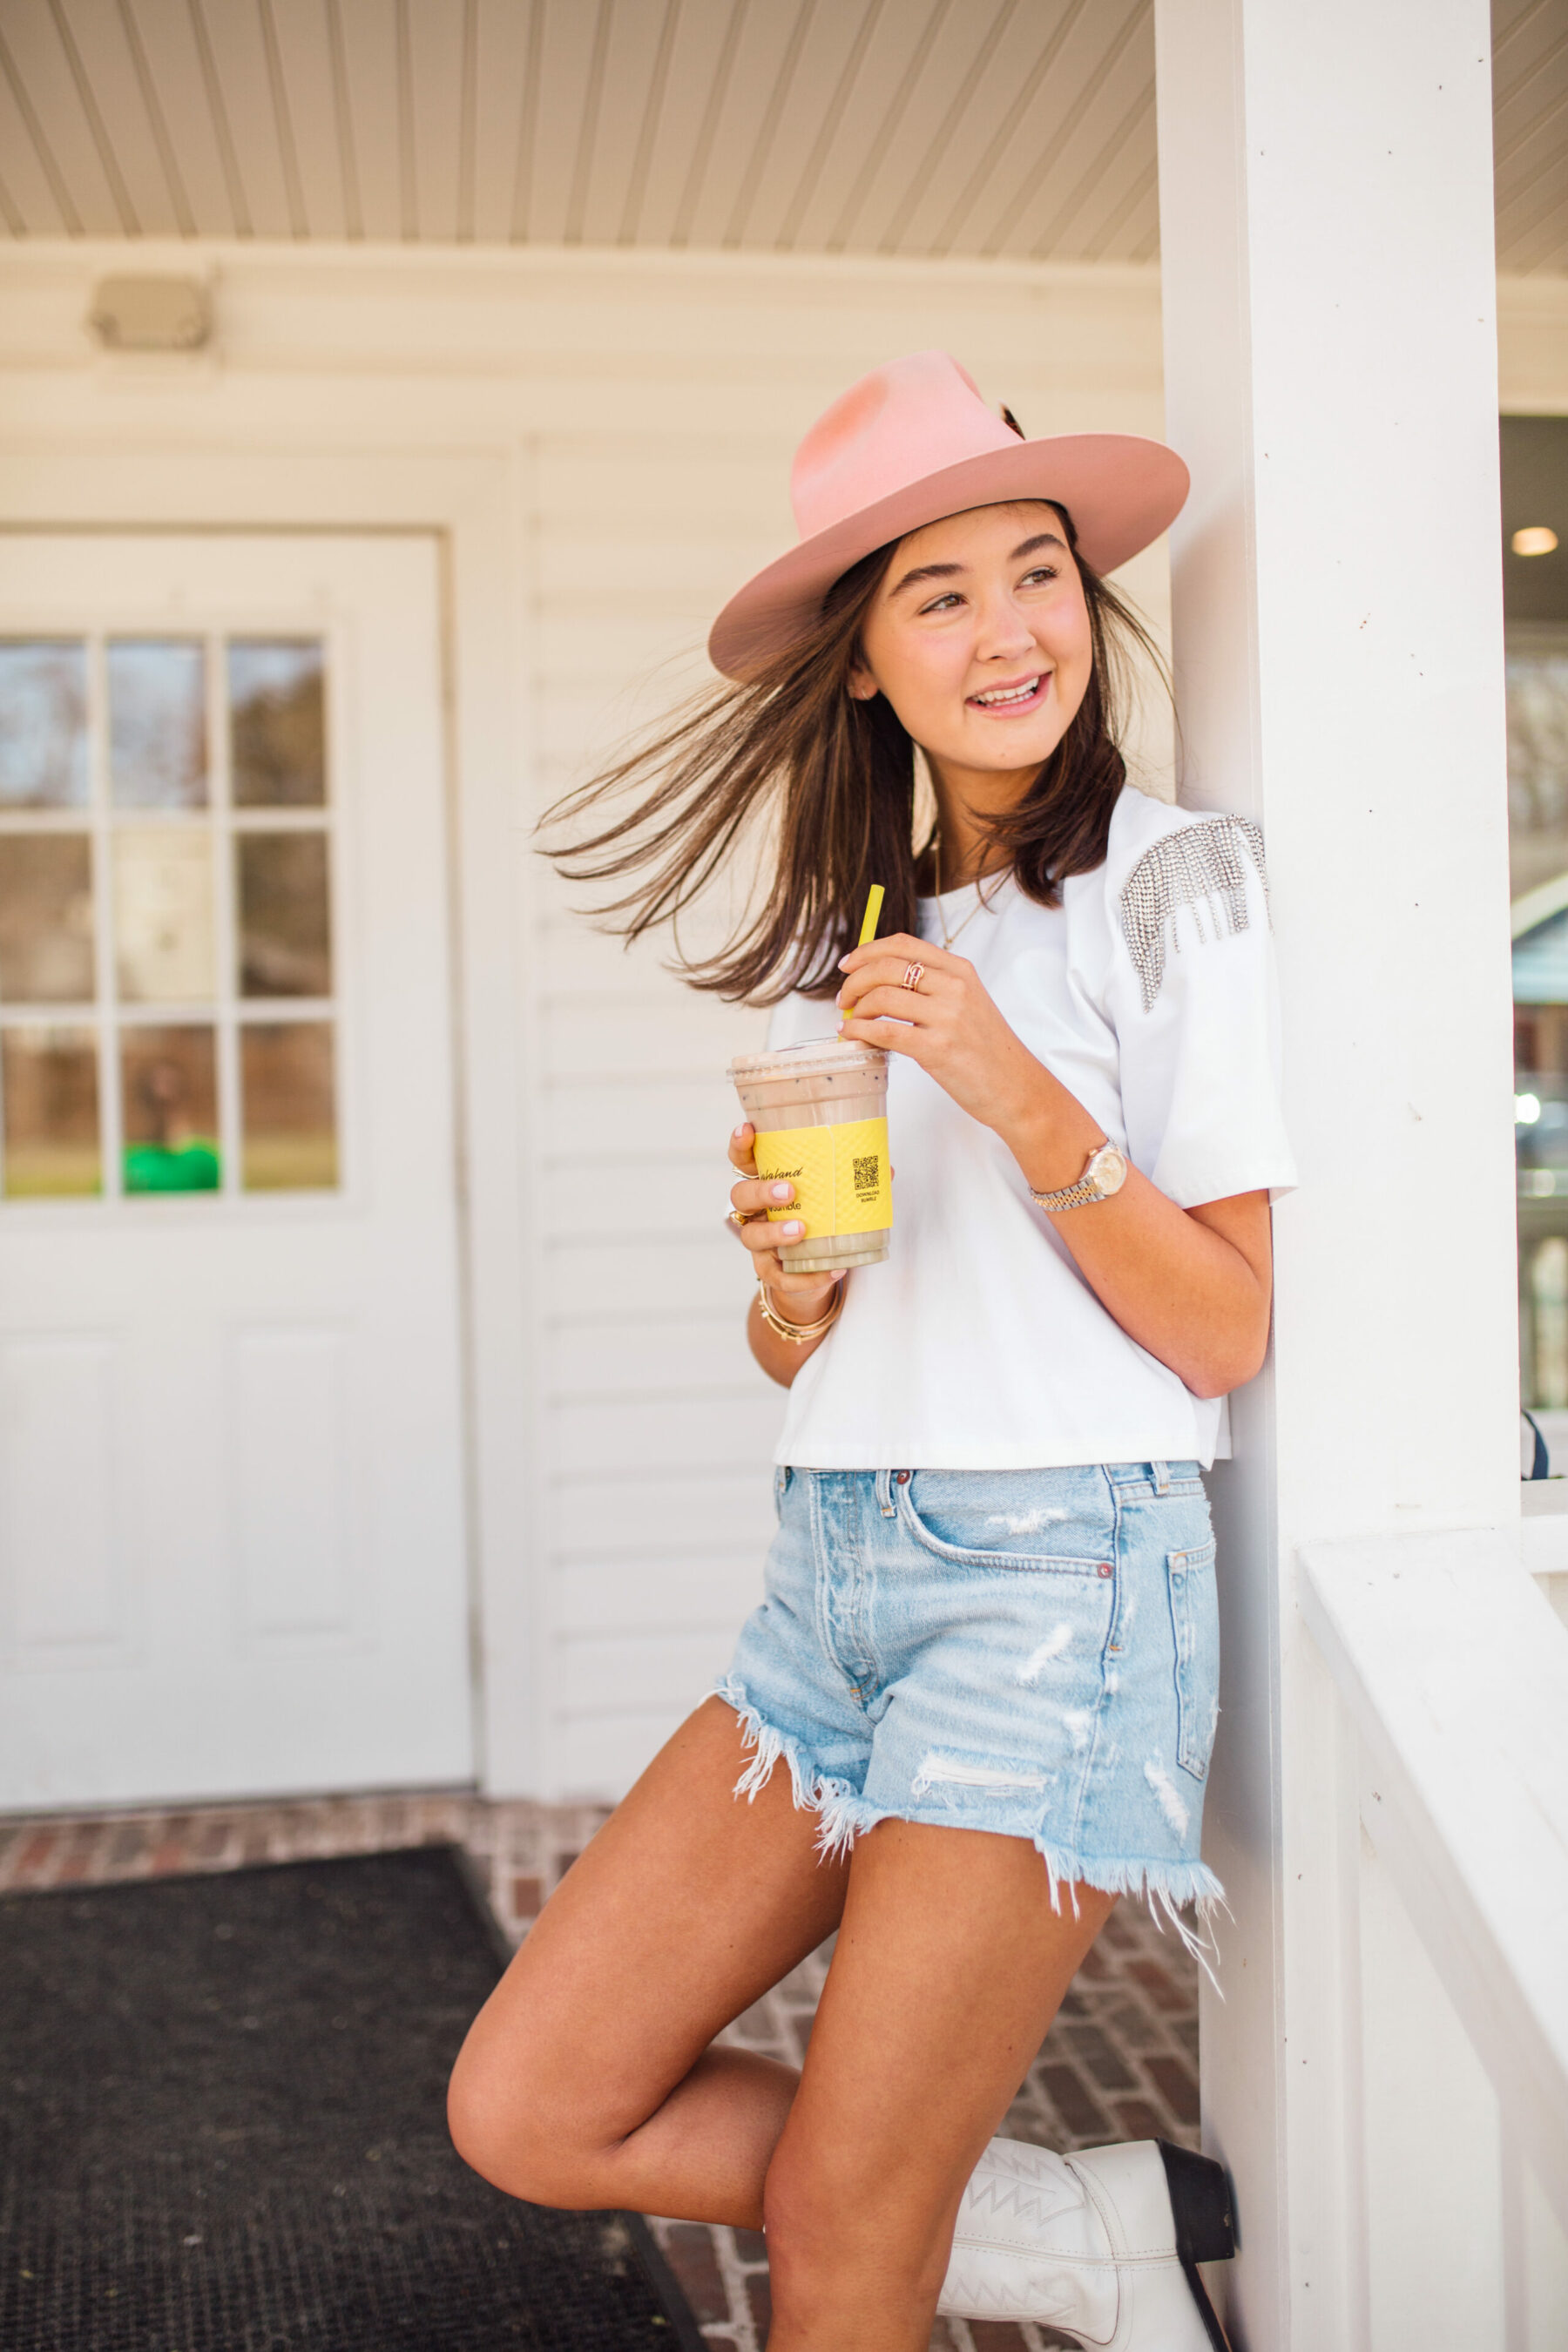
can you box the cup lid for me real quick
[728,1036,888,1084]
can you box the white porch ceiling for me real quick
[0,0,1561,271]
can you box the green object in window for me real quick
[124,1139,221,1193]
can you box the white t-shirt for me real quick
[767,785,1296,1471]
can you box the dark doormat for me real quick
[0,1845,703,2352]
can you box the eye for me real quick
[1020,565,1059,587]
[917,591,964,615]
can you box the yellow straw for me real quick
[841,883,885,1036]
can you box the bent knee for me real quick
[447,2028,614,2207]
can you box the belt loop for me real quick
[875,1468,895,1517]
[1151,1460,1172,1496]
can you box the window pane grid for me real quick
[0,631,337,1204]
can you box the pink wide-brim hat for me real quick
[709,349,1189,682]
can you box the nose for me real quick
[973,589,1037,666]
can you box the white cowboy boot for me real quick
[938,2135,1233,2350]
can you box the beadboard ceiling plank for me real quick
[467,0,535,243]
[794,0,955,257]
[666,0,822,254]
[1492,0,1568,274]
[712,0,882,253]
[187,0,296,237]
[564,0,681,249]
[334,0,402,241]
[267,0,353,240]
[1017,34,1157,262]
[123,0,247,238]
[402,0,466,241]
[513,0,604,247]
[0,28,79,233]
[611,0,760,249]
[56,0,188,236]
[3,0,131,233]
[880,0,1105,260]
[963,0,1150,260]
[827,0,1025,259]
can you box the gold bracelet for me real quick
[756,1280,844,1344]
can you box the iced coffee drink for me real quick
[729,1037,891,1274]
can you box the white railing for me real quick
[1299,1530,1568,2344]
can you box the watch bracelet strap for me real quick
[1028,1174,1103,1212]
[1028,1141,1118,1213]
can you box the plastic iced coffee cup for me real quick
[728,1037,892,1274]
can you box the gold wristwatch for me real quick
[1028,1139,1128,1213]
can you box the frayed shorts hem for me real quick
[713,1675,1226,1967]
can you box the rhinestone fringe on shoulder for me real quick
[1118,816,1269,1012]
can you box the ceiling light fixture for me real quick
[1511,525,1558,557]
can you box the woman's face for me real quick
[848,501,1093,779]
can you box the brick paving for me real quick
[0,1794,1200,2352]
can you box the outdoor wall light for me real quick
[87,274,212,353]
[1517,1092,1543,1124]
[1511,525,1559,557]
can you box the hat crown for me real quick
[790,350,1020,543]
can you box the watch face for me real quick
[1090,1143,1128,1197]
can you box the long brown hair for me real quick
[541,502,1167,1004]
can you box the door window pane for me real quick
[108,641,207,810]
[2,1026,99,1196]
[230,641,326,808]
[121,1025,220,1193]
[0,642,88,809]
[240,1022,336,1190]
[113,828,215,1004]
[236,833,332,997]
[0,835,94,1004]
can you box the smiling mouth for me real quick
[968,674,1051,711]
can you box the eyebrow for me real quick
[888,531,1068,598]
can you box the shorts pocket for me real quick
[897,1469,1113,1576]
[1167,1539,1219,1780]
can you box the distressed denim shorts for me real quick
[716,1463,1223,1932]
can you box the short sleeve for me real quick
[1108,814,1297,1209]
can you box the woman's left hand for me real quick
[836,931,1082,1153]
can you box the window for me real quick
[0,635,337,1199]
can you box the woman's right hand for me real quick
[727,1124,842,1362]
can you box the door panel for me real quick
[0,536,472,1807]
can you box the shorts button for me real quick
[896,1470,909,1484]
[1097,1562,1113,1578]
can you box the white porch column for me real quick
[1154,3,1517,2347]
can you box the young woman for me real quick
[448,351,1294,2352]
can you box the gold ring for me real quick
[727,1205,766,1227]
[901,961,925,991]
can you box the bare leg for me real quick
[449,1698,1115,2352]
[762,1818,1116,2352]
[448,1696,848,2222]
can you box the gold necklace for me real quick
[930,834,1004,950]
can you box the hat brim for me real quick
[707,434,1189,682]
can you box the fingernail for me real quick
[733,1123,749,1139]
[781,1220,804,1237]
[838,956,851,970]
[770,1182,792,1202]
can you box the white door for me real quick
[0,535,473,1808]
